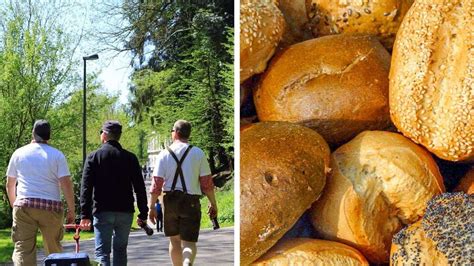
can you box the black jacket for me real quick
[80,140,148,220]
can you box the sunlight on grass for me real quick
[0,228,96,263]
[200,182,234,229]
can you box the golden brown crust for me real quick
[240,122,330,265]
[389,0,474,162]
[254,34,392,146]
[252,238,369,265]
[453,167,474,194]
[310,131,445,264]
[240,0,285,83]
[390,220,449,265]
[306,0,413,49]
[390,193,473,265]
[278,0,313,46]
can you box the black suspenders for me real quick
[166,145,193,194]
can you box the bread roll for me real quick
[240,0,285,83]
[252,238,369,265]
[305,0,413,49]
[389,0,474,162]
[310,131,445,264]
[241,122,330,265]
[453,166,474,194]
[254,34,392,146]
[278,0,312,46]
[390,193,473,265]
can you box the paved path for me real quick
[19,178,234,265]
[36,227,234,265]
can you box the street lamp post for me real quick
[82,54,99,163]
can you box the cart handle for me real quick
[64,224,81,253]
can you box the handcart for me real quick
[43,224,91,266]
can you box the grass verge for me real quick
[0,229,94,263]
[200,181,234,229]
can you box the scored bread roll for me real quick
[453,166,474,194]
[254,34,392,146]
[390,193,473,265]
[241,122,330,265]
[305,0,414,49]
[389,0,474,162]
[252,238,369,265]
[310,131,445,264]
[240,0,285,83]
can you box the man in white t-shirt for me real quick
[5,120,75,266]
[148,120,218,266]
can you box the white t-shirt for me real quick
[6,143,70,202]
[153,142,211,195]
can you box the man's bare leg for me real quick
[169,235,183,266]
[182,240,197,266]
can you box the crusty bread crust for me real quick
[389,0,474,161]
[310,131,445,263]
[278,0,313,46]
[453,167,474,194]
[240,122,330,265]
[253,238,369,265]
[254,34,392,146]
[240,0,285,83]
[390,193,473,265]
[305,0,413,49]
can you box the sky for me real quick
[88,51,133,104]
[69,0,134,105]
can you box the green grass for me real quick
[200,181,234,229]
[0,229,45,263]
[64,230,95,242]
[0,228,94,263]
[0,228,17,263]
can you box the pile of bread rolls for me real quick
[240,0,473,265]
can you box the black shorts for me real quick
[163,191,201,242]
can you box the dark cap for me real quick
[173,120,191,139]
[33,120,51,141]
[102,120,122,134]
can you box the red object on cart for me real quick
[43,224,91,266]
[64,224,82,253]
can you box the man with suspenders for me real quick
[148,120,218,266]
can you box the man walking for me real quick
[6,119,75,266]
[148,120,218,266]
[79,120,148,266]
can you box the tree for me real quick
[48,81,141,218]
[96,0,233,70]
[118,1,234,173]
[0,1,79,228]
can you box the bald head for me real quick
[173,120,191,140]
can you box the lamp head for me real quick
[83,54,99,60]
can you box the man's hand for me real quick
[6,177,17,208]
[208,204,218,219]
[79,219,92,231]
[148,208,157,225]
[136,217,146,227]
[66,210,76,224]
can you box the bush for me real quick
[0,181,12,229]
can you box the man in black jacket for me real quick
[79,120,148,266]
